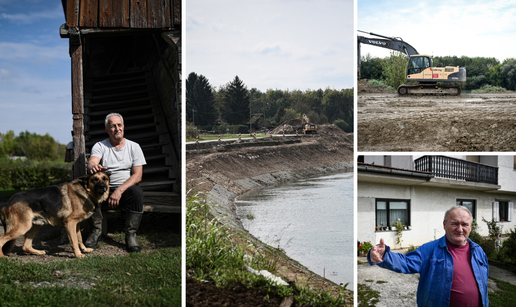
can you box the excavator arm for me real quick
[357,31,418,78]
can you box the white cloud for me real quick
[358,0,516,62]
[186,0,354,91]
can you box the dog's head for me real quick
[80,171,111,200]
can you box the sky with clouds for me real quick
[186,0,355,92]
[358,0,516,63]
[0,0,71,145]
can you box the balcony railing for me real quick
[414,156,498,185]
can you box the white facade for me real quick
[358,155,516,248]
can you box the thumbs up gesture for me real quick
[369,238,386,263]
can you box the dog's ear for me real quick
[104,171,112,177]
[79,175,90,185]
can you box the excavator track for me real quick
[398,83,461,96]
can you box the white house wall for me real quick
[497,155,516,192]
[358,181,516,248]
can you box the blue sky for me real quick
[358,0,516,62]
[186,0,354,92]
[0,0,71,144]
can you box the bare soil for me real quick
[0,210,180,263]
[186,125,354,305]
[357,79,516,151]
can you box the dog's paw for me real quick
[82,247,94,253]
[75,253,85,258]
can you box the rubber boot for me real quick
[125,210,143,253]
[84,207,103,248]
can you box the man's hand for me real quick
[369,238,386,263]
[108,188,123,209]
[89,164,108,174]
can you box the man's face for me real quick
[443,208,472,246]
[106,116,124,141]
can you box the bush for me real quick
[471,84,510,93]
[501,229,516,263]
[358,241,373,254]
[0,160,71,190]
[479,240,495,257]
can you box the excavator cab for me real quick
[407,55,432,75]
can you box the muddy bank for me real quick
[187,128,353,232]
[358,89,516,151]
[186,126,354,288]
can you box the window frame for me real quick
[375,199,411,230]
[456,199,476,220]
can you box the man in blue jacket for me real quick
[368,206,489,306]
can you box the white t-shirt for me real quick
[91,138,146,187]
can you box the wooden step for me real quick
[143,166,172,174]
[89,113,155,125]
[85,96,150,108]
[88,105,152,116]
[87,89,149,101]
[87,123,157,136]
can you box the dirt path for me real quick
[358,91,516,152]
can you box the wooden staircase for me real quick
[83,69,180,212]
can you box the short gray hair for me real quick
[444,206,473,224]
[105,113,124,127]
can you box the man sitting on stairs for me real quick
[85,112,147,252]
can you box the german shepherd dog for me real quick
[0,172,110,258]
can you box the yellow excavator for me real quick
[301,114,317,134]
[358,31,466,95]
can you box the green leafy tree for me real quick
[381,51,407,89]
[0,130,16,158]
[221,76,250,125]
[500,59,516,91]
[186,72,218,126]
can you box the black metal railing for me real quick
[414,156,498,185]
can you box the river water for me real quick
[234,172,354,288]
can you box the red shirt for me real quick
[447,239,481,307]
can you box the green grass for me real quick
[0,248,181,307]
[357,283,380,307]
[489,277,516,306]
[186,192,351,306]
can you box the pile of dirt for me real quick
[358,78,396,93]
[271,118,303,134]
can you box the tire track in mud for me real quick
[358,92,516,151]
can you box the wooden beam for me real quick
[70,42,86,179]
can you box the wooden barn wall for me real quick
[64,0,180,29]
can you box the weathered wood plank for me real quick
[173,0,180,27]
[130,0,148,28]
[80,0,99,27]
[66,0,80,27]
[147,0,162,28]
[143,205,181,213]
[99,0,130,28]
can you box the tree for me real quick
[382,51,407,89]
[0,130,16,158]
[186,72,218,126]
[221,76,250,125]
[500,60,516,91]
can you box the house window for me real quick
[456,199,476,220]
[493,201,513,222]
[376,199,410,229]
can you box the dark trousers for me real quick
[101,185,144,213]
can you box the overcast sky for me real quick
[0,0,71,144]
[358,0,516,63]
[186,0,354,92]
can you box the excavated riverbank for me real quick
[186,125,354,300]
